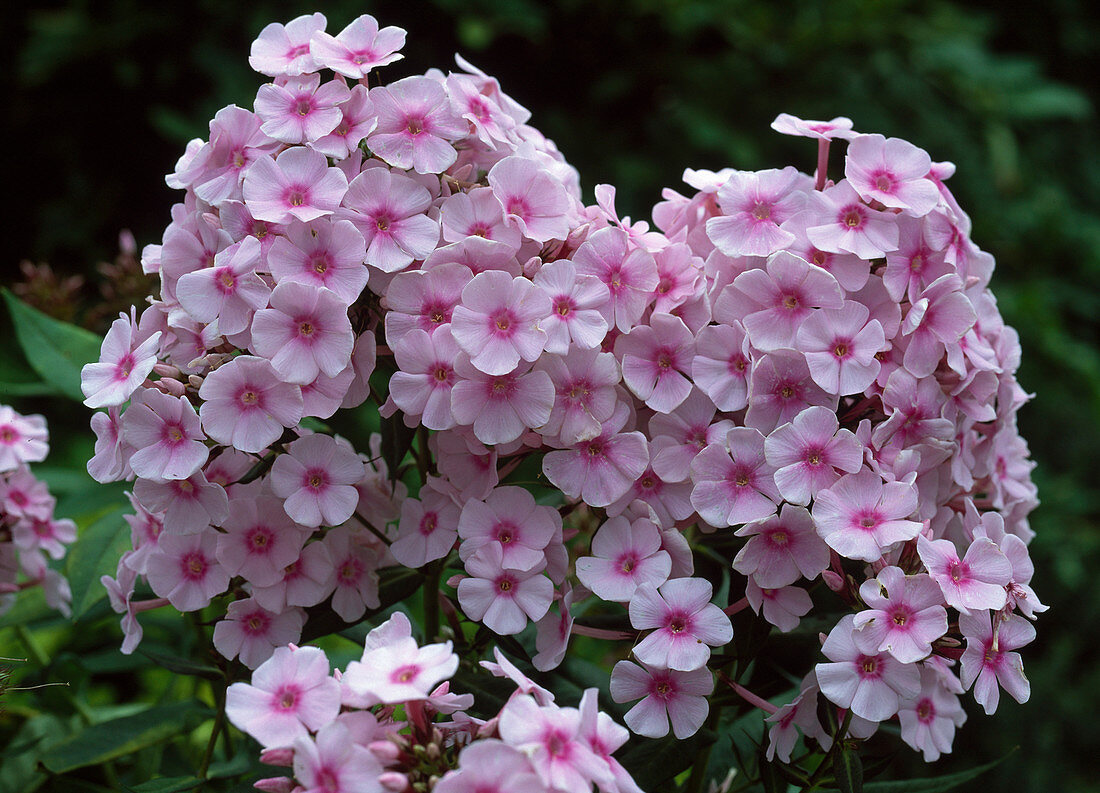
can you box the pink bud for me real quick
[378,771,411,792]
[259,747,294,767]
[253,776,295,793]
[368,740,401,763]
[822,570,845,592]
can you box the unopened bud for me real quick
[253,776,295,793]
[368,740,401,763]
[259,747,294,767]
[822,570,845,592]
[152,363,180,379]
[378,771,410,792]
[157,377,186,396]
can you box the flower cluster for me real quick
[0,405,73,616]
[226,611,643,793]
[83,10,1042,771]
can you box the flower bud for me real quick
[253,776,295,793]
[259,748,294,767]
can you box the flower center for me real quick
[288,190,305,207]
[751,202,772,221]
[843,208,864,228]
[406,117,424,135]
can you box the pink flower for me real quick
[745,349,836,434]
[311,84,377,159]
[216,495,308,587]
[816,614,922,722]
[0,407,47,473]
[734,504,829,588]
[342,634,458,705]
[763,405,863,505]
[145,528,230,611]
[13,510,76,560]
[845,134,940,217]
[270,434,364,528]
[226,644,342,749]
[390,484,460,568]
[691,323,752,412]
[198,356,304,453]
[532,260,610,354]
[812,470,923,562]
[960,612,1035,715]
[176,236,271,337]
[649,388,735,484]
[917,534,1012,614]
[88,406,129,483]
[441,187,522,250]
[308,15,406,78]
[254,74,349,144]
[435,740,546,793]
[213,598,305,668]
[853,567,948,663]
[616,312,696,413]
[901,274,977,378]
[243,147,349,225]
[807,180,900,259]
[572,227,659,332]
[366,76,466,174]
[451,271,551,375]
[705,167,806,257]
[575,516,671,602]
[746,581,813,632]
[610,660,713,739]
[770,114,856,141]
[542,403,648,508]
[293,722,383,793]
[251,282,355,385]
[133,471,229,534]
[796,301,885,396]
[252,541,335,613]
[383,263,472,346]
[124,389,208,481]
[690,426,781,528]
[323,527,380,622]
[536,347,620,445]
[268,219,368,305]
[488,156,574,242]
[339,166,439,272]
[389,327,461,431]
[458,486,560,573]
[629,577,733,671]
[897,667,967,762]
[81,314,162,409]
[248,13,327,77]
[449,358,554,445]
[457,544,554,635]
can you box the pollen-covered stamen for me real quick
[406,117,424,135]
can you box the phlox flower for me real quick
[796,301,885,396]
[705,166,805,257]
[575,516,671,602]
[715,250,844,352]
[487,155,574,242]
[883,215,953,303]
[198,355,304,453]
[610,660,713,739]
[293,722,383,793]
[652,242,703,314]
[447,73,517,149]
[853,567,948,663]
[690,426,780,528]
[311,84,377,159]
[897,667,967,762]
[845,134,940,217]
[251,540,335,613]
[0,407,47,473]
[449,357,554,445]
[605,466,695,527]
[144,528,230,611]
[251,282,355,385]
[457,486,560,573]
[13,510,76,560]
[782,209,871,292]
[498,694,613,793]
[807,180,900,259]
[630,578,733,671]
[339,166,439,272]
[616,312,696,413]
[323,527,380,623]
[534,584,575,672]
[770,113,856,140]
[216,495,308,587]
[226,644,341,749]
[81,313,162,409]
[254,74,349,144]
[812,470,923,562]
[733,504,829,588]
[243,147,348,225]
[342,633,458,705]
[389,483,460,568]
[175,236,270,337]
[268,219,368,305]
[367,75,467,174]
[435,740,546,793]
[450,270,551,375]
[917,534,1012,614]
[213,598,306,668]
[0,467,50,519]
[270,434,364,528]
[388,327,460,430]
[309,14,406,78]
[572,226,659,332]
[532,260,610,354]
[901,274,977,378]
[457,544,554,635]
[88,406,129,483]
[535,347,620,445]
[959,612,1035,715]
[176,105,280,205]
[382,263,472,345]
[815,614,922,722]
[248,13,326,77]
[648,387,735,484]
[691,323,752,412]
[746,581,813,632]
[100,562,146,654]
[133,471,229,534]
[440,186,522,249]
[542,402,648,508]
[763,404,863,505]
[123,389,208,481]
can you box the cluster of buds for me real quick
[82,10,1042,770]
[0,405,73,616]
[226,611,642,793]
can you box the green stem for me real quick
[804,708,853,790]
[199,685,226,779]
[423,560,442,642]
[13,624,47,667]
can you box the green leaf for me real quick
[65,502,134,619]
[862,751,1014,793]
[38,702,212,774]
[1,289,103,402]
[834,742,863,793]
[125,777,203,793]
[379,409,416,484]
[301,566,423,643]
[617,728,712,790]
[137,649,222,681]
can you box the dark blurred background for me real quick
[6,1,1100,790]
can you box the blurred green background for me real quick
[5,0,1100,790]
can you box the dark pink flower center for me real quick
[392,664,420,684]
[916,697,935,723]
[181,552,207,580]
